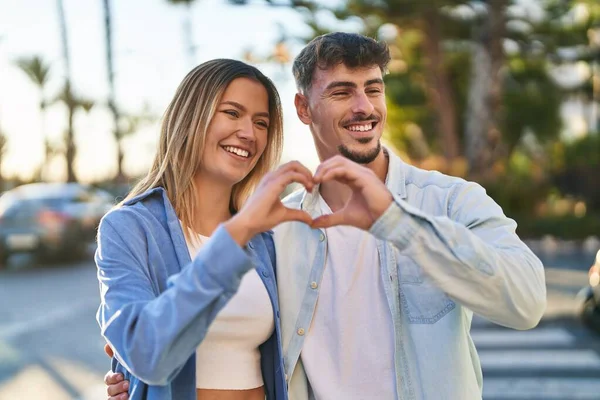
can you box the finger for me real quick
[314,167,360,187]
[104,343,114,358]
[314,160,361,183]
[107,380,129,397]
[280,208,314,226]
[311,212,347,229]
[272,171,314,192]
[279,160,313,177]
[104,371,124,385]
[313,155,350,178]
[108,393,129,400]
[276,161,314,189]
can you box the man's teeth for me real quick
[224,146,249,158]
[346,123,373,132]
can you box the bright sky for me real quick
[0,0,356,182]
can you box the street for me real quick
[0,251,599,400]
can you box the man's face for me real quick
[295,63,386,164]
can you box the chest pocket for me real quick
[394,251,455,324]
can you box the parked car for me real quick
[579,249,600,333]
[0,183,115,266]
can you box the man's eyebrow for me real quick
[325,81,357,91]
[324,78,384,91]
[366,78,384,86]
[221,101,270,118]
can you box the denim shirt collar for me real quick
[300,147,408,215]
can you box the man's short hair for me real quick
[292,32,391,94]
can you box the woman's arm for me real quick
[96,212,254,386]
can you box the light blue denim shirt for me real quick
[95,187,287,400]
[274,149,546,400]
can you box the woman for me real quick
[96,59,314,400]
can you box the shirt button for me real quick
[262,270,269,277]
[248,242,254,249]
[310,282,318,289]
[319,233,325,242]
[297,328,305,336]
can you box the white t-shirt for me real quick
[301,196,397,400]
[183,228,274,390]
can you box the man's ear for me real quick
[294,93,311,125]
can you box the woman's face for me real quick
[198,77,271,186]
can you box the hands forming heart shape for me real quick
[231,157,394,243]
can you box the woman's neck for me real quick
[190,174,234,237]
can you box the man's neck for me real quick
[190,174,233,236]
[319,148,389,212]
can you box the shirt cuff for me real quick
[193,224,254,289]
[369,195,422,250]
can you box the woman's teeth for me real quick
[346,123,373,132]
[223,146,249,158]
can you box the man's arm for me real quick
[311,155,546,330]
[370,182,546,329]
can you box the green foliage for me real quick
[515,213,600,240]
[502,58,563,151]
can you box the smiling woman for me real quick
[95,59,314,400]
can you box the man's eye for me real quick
[332,92,349,97]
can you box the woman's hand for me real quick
[224,161,314,246]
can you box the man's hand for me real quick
[312,155,393,230]
[104,343,129,400]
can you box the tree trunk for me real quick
[421,8,460,163]
[103,0,125,182]
[66,103,77,182]
[57,0,76,182]
[466,1,507,181]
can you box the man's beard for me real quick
[338,140,381,164]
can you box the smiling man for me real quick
[105,32,546,400]
[272,32,546,400]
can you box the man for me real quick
[106,32,546,399]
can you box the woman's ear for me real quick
[294,93,311,125]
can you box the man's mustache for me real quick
[340,115,380,125]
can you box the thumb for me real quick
[281,208,313,226]
[311,212,346,229]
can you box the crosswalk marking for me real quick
[471,327,575,347]
[483,378,600,399]
[472,324,600,399]
[479,349,600,370]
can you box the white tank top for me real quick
[184,229,274,390]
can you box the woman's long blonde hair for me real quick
[123,59,284,235]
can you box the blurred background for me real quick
[0,0,600,399]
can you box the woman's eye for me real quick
[224,110,239,118]
[256,121,269,129]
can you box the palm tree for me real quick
[101,0,127,182]
[55,84,94,182]
[167,0,197,68]
[15,56,52,180]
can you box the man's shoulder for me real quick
[402,162,469,193]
